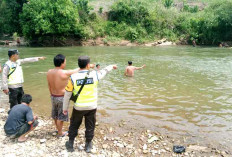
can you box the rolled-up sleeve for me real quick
[98,65,114,80]
[20,57,39,64]
[2,65,9,90]
[63,78,74,111]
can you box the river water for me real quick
[0,46,232,148]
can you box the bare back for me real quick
[47,69,70,95]
[125,66,136,77]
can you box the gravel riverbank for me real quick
[0,94,231,157]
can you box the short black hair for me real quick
[78,56,90,68]
[8,49,19,58]
[54,54,65,67]
[96,64,100,67]
[22,94,32,104]
[128,61,132,65]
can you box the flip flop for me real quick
[18,137,28,143]
[57,131,68,138]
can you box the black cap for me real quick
[8,49,19,57]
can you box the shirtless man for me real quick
[124,61,146,77]
[47,54,80,137]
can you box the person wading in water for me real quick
[124,61,146,77]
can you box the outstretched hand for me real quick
[142,64,146,68]
[113,65,117,69]
[90,64,95,69]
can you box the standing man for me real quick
[63,56,117,153]
[47,54,81,137]
[124,61,146,77]
[4,94,39,142]
[2,49,46,109]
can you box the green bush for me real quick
[125,27,139,41]
[108,0,149,26]
[163,0,173,9]
[20,0,80,43]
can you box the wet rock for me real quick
[109,127,113,133]
[117,143,124,148]
[165,147,170,151]
[188,145,208,152]
[102,144,108,149]
[161,149,166,153]
[143,149,148,154]
[100,130,104,135]
[112,151,120,157]
[40,139,46,143]
[0,108,5,113]
[143,144,147,150]
[148,136,159,143]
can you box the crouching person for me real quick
[4,94,39,142]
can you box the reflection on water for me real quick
[0,46,232,147]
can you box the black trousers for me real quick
[68,108,96,142]
[9,87,24,109]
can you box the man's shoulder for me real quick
[11,104,30,113]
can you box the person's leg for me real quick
[57,97,68,137]
[17,87,24,104]
[57,120,64,136]
[17,120,39,142]
[66,109,85,152]
[84,109,97,153]
[9,88,18,109]
[51,96,59,132]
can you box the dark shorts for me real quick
[51,96,68,121]
[6,120,39,138]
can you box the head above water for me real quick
[8,49,20,61]
[54,54,66,68]
[22,94,32,105]
[96,64,100,69]
[78,56,90,69]
[128,61,132,65]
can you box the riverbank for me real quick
[0,37,177,47]
[0,94,231,157]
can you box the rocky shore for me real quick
[0,93,231,157]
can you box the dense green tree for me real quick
[0,0,27,35]
[189,1,232,45]
[108,0,149,26]
[20,0,80,44]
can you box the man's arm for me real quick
[2,64,9,94]
[63,64,94,78]
[63,68,80,78]
[135,64,146,70]
[63,78,74,115]
[26,109,37,125]
[20,57,46,64]
[46,72,52,94]
[98,65,117,80]
[28,116,38,125]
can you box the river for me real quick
[0,46,232,149]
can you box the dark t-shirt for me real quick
[4,104,34,135]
